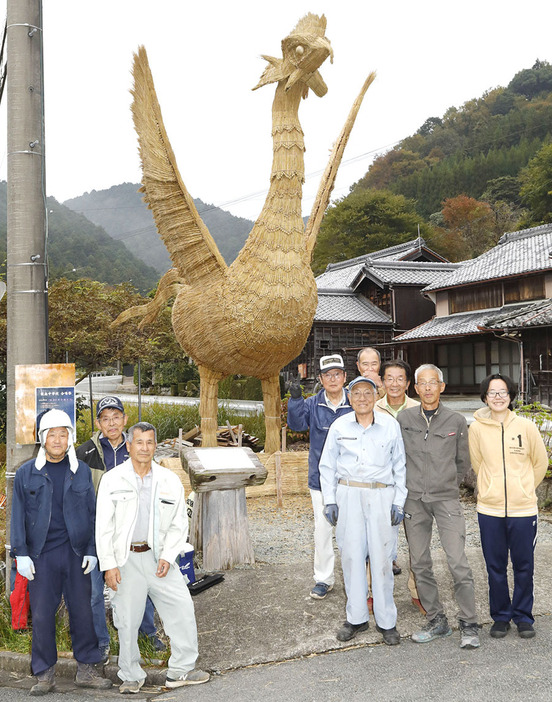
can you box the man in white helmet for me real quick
[10,409,112,696]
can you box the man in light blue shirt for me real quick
[319,376,407,646]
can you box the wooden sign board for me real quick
[182,446,267,493]
[15,364,76,445]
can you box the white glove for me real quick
[81,555,97,575]
[16,556,35,581]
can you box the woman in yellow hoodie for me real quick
[469,374,548,641]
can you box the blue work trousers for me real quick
[91,566,157,647]
[28,541,100,675]
[478,513,537,625]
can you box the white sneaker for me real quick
[119,679,145,694]
[165,669,210,687]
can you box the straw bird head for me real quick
[253,13,333,97]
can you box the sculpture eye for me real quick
[295,45,304,57]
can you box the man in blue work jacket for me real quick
[11,409,112,696]
[287,354,352,599]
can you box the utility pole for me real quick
[5,0,47,577]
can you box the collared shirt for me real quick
[131,469,152,544]
[375,394,420,419]
[319,411,407,507]
[323,389,347,411]
[99,432,129,471]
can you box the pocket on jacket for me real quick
[110,490,135,502]
[477,470,496,503]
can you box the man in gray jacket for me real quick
[397,364,480,650]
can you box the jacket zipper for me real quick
[501,423,508,517]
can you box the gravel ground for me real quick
[246,492,552,566]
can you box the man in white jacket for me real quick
[96,422,209,693]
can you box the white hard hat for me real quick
[36,409,78,472]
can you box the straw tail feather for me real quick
[305,71,376,260]
[132,46,227,286]
[111,269,186,330]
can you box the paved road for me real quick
[75,376,264,415]
[2,614,551,701]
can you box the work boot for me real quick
[412,613,452,643]
[74,662,112,689]
[336,620,369,642]
[376,624,401,645]
[30,667,55,696]
[459,620,480,649]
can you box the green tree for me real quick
[47,278,181,381]
[508,60,552,99]
[519,142,552,224]
[311,189,437,274]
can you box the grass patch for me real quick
[76,402,266,448]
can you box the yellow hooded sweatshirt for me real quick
[469,407,548,518]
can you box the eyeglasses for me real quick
[486,390,509,398]
[384,377,407,385]
[99,415,125,425]
[321,371,344,380]
[350,390,375,399]
[416,380,441,387]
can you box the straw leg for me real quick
[199,365,223,448]
[262,375,281,455]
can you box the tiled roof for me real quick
[423,224,552,292]
[318,237,448,288]
[316,262,364,290]
[482,299,552,329]
[315,290,391,324]
[393,302,536,341]
[357,261,461,287]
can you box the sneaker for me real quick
[30,667,55,696]
[74,662,113,689]
[310,582,333,599]
[517,622,536,639]
[367,596,374,614]
[392,560,402,576]
[490,621,511,639]
[460,621,480,649]
[411,597,426,615]
[165,669,210,687]
[376,624,401,646]
[412,614,452,643]
[119,680,145,694]
[336,620,369,642]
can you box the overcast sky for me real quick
[1,1,551,221]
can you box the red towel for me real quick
[10,570,30,630]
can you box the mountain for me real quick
[64,183,254,273]
[0,181,160,293]
[352,60,552,217]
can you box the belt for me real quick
[338,479,391,489]
[130,543,150,553]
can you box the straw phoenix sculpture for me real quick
[115,14,374,453]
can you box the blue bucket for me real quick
[178,545,196,584]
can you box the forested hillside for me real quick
[312,61,552,272]
[64,183,254,273]
[354,60,552,216]
[0,182,159,293]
